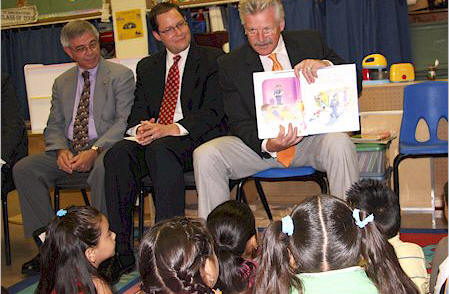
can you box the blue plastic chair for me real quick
[393,81,448,198]
[236,167,328,220]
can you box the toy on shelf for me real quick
[362,54,389,85]
[390,63,415,82]
[427,59,439,80]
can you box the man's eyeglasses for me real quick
[159,20,188,35]
[71,40,99,54]
[246,27,275,36]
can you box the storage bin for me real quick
[356,143,388,181]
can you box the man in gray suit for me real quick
[13,20,135,274]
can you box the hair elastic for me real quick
[352,208,374,228]
[281,215,294,236]
[56,209,67,217]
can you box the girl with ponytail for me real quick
[206,201,258,294]
[254,194,419,294]
[138,217,221,294]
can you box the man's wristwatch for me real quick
[91,145,103,154]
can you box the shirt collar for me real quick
[166,45,190,63]
[272,35,286,55]
[388,233,401,245]
[78,63,99,79]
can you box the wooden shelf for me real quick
[409,8,448,23]
[176,0,238,9]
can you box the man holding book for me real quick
[193,0,361,218]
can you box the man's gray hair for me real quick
[238,0,285,25]
[60,20,99,47]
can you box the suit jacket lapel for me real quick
[243,46,263,103]
[245,46,264,73]
[283,32,309,66]
[63,66,78,123]
[93,58,110,129]
[180,45,200,113]
[151,50,167,117]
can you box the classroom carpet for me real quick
[7,228,448,294]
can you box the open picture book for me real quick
[253,64,360,139]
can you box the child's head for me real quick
[38,206,115,294]
[206,200,257,293]
[138,217,219,294]
[255,194,418,294]
[346,179,400,239]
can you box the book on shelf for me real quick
[253,64,360,139]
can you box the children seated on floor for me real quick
[138,217,221,294]
[206,200,258,294]
[37,206,115,294]
[430,182,448,294]
[346,179,429,293]
[254,194,419,294]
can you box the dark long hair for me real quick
[255,194,419,294]
[346,179,401,238]
[36,206,104,294]
[206,200,257,294]
[138,217,216,294]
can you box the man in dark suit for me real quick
[1,73,28,188]
[13,20,135,275]
[102,2,225,282]
[193,0,361,218]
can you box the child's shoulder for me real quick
[92,277,112,294]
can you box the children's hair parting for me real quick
[255,194,419,294]
[138,217,216,294]
[36,206,104,294]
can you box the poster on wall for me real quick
[1,0,102,20]
[115,9,144,41]
[1,5,38,26]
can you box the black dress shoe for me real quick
[21,253,40,276]
[98,255,135,285]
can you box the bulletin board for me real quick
[1,0,102,19]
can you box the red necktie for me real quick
[268,53,296,167]
[73,71,90,153]
[158,55,181,125]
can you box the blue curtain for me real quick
[227,0,411,70]
[227,4,247,51]
[1,24,72,119]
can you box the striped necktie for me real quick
[73,71,90,153]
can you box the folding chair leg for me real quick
[316,175,328,194]
[2,194,11,265]
[138,188,145,241]
[254,180,273,221]
[236,180,245,202]
[54,187,60,213]
[393,155,402,197]
[81,189,90,206]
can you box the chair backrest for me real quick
[400,81,448,145]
